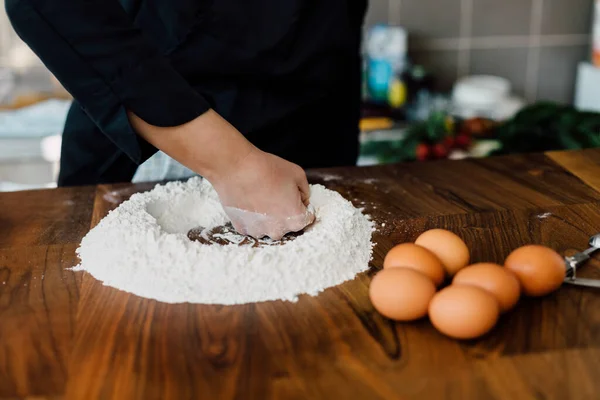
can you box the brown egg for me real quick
[383,243,445,287]
[453,263,521,313]
[369,268,437,321]
[429,285,499,340]
[415,229,470,276]
[504,245,565,297]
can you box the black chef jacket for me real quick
[5,0,367,186]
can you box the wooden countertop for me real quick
[2,149,600,400]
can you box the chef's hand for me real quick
[128,109,315,240]
[213,147,315,240]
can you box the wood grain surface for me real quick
[2,150,600,399]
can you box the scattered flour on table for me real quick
[74,177,374,305]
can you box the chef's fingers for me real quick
[296,168,311,207]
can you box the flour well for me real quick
[75,177,374,304]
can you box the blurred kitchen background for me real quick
[2,0,600,191]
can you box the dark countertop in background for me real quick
[2,149,600,399]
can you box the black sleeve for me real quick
[5,0,211,164]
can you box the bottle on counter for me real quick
[364,25,408,111]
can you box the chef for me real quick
[6,0,367,239]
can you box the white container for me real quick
[452,75,511,110]
[450,75,523,120]
[575,62,600,112]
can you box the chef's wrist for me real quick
[200,141,257,184]
[181,110,257,182]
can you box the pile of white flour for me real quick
[75,177,374,304]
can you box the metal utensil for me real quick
[564,233,600,288]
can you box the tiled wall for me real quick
[367,0,594,103]
[0,0,594,104]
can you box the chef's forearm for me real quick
[127,110,257,182]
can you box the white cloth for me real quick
[132,151,198,183]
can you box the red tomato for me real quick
[416,143,430,161]
[444,136,456,149]
[455,134,472,149]
[432,143,449,159]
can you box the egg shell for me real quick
[453,263,521,313]
[383,243,445,287]
[504,245,565,297]
[369,268,437,321]
[415,229,470,276]
[429,285,499,340]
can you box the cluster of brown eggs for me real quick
[369,229,566,340]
